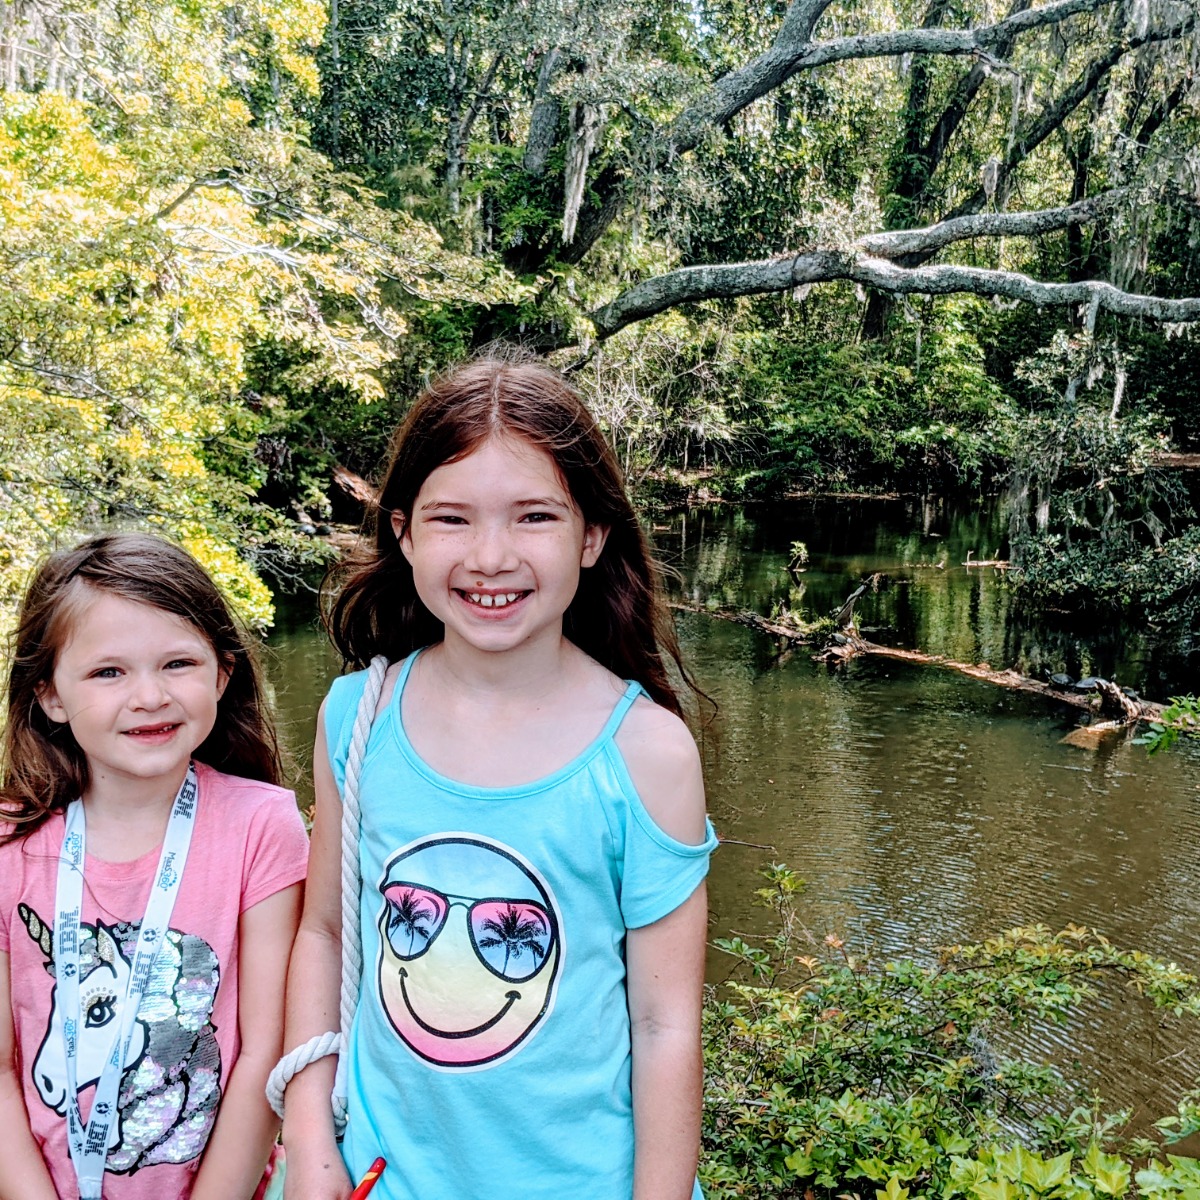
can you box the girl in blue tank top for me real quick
[279,353,718,1200]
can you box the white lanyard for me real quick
[54,763,199,1200]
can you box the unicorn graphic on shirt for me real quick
[19,903,222,1173]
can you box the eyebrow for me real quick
[515,497,571,510]
[418,497,572,512]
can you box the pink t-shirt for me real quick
[0,762,309,1199]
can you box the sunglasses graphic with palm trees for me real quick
[382,883,557,983]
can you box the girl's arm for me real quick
[0,951,58,1200]
[281,704,353,1200]
[191,883,303,1200]
[619,704,710,1200]
[627,886,708,1200]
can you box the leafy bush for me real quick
[1135,697,1200,756]
[700,866,1200,1200]
[1011,527,1200,639]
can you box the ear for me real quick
[215,656,233,701]
[35,681,70,725]
[391,510,413,562]
[581,524,609,569]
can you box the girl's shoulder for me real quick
[0,811,63,858]
[322,662,399,738]
[193,763,308,902]
[195,760,295,803]
[194,762,302,832]
[0,814,65,947]
[612,691,707,846]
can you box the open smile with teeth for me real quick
[123,723,180,736]
[458,590,529,609]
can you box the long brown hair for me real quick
[324,352,694,715]
[0,532,283,844]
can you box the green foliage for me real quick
[1001,332,1199,635]
[1134,697,1200,756]
[0,0,516,631]
[741,299,1010,491]
[701,866,1200,1200]
[1011,528,1200,636]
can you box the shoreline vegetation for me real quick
[700,866,1200,1200]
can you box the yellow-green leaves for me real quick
[0,0,518,631]
[877,1176,911,1200]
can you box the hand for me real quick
[282,1138,353,1200]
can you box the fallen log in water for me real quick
[669,601,1164,727]
[821,638,1162,721]
[669,602,813,642]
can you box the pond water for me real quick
[265,496,1200,1132]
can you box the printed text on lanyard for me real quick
[53,763,199,1200]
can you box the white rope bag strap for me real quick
[266,655,389,1132]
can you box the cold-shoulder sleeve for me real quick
[600,744,719,930]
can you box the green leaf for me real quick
[974,1178,1019,1200]
[784,1150,814,1178]
[854,1158,893,1182]
[877,1175,911,1200]
[1083,1144,1130,1197]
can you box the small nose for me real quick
[464,523,517,575]
[129,672,169,710]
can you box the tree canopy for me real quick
[2,0,1198,631]
[0,0,512,624]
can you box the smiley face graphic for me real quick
[376,835,563,1068]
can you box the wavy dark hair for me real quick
[0,532,282,844]
[324,352,695,715]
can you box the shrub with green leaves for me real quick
[1135,697,1200,756]
[700,866,1200,1199]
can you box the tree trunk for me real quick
[522,49,563,177]
[327,0,341,159]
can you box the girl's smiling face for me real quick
[36,590,229,795]
[395,435,607,655]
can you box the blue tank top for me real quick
[324,650,717,1200]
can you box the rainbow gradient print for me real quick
[375,834,563,1068]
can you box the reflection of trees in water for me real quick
[654,497,1190,695]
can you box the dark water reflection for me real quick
[266,497,1200,1132]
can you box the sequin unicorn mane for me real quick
[19,903,223,1173]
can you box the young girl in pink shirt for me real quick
[0,533,308,1200]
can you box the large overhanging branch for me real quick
[558,0,1134,268]
[667,0,1116,155]
[844,260,1200,321]
[858,191,1128,257]
[939,13,1195,227]
[583,193,1199,340]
